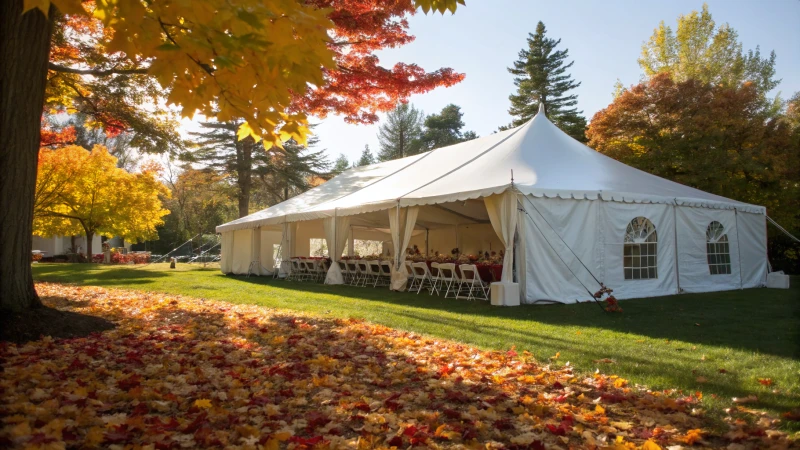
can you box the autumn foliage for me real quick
[297,0,465,124]
[1,283,794,449]
[34,145,169,256]
[587,74,800,236]
[39,0,464,148]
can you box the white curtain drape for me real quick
[485,191,519,282]
[278,222,296,277]
[389,206,419,290]
[251,227,271,275]
[220,231,234,273]
[324,214,351,284]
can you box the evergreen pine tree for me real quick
[331,154,350,174]
[377,103,424,161]
[354,145,376,167]
[504,22,587,142]
[418,104,478,151]
[188,121,329,216]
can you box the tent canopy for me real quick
[217,107,764,234]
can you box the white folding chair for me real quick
[355,260,370,287]
[337,260,349,284]
[429,262,441,295]
[437,263,459,298]
[318,259,330,282]
[410,262,434,294]
[458,264,489,301]
[368,260,383,287]
[286,258,302,281]
[346,261,360,285]
[404,260,416,291]
[302,259,317,282]
[378,260,393,287]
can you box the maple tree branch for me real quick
[49,62,149,76]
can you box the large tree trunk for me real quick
[0,3,53,311]
[236,136,254,218]
[84,231,94,262]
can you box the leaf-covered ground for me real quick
[1,283,795,449]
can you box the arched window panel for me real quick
[706,221,731,275]
[623,217,658,280]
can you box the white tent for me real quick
[216,105,768,304]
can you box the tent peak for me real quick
[537,102,546,116]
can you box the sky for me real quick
[309,0,800,164]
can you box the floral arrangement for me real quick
[450,247,460,256]
[593,283,622,313]
[102,242,111,252]
[456,254,471,264]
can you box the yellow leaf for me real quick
[9,421,32,438]
[641,440,662,450]
[194,398,212,409]
[274,431,292,441]
[595,404,606,414]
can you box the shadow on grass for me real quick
[31,265,800,417]
[232,274,800,360]
[33,265,800,360]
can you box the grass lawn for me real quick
[33,263,800,426]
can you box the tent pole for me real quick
[425,228,429,257]
[332,208,336,261]
[348,225,354,256]
[395,202,401,270]
[672,202,681,294]
[734,209,744,289]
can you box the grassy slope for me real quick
[33,263,800,424]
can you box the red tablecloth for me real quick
[421,261,502,283]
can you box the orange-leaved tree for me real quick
[1,0,462,311]
[34,145,170,258]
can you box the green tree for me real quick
[252,137,331,205]
[418,104,477,151]
[377,103,424,161]
[188,121,330,215]
[354,145,376,167]
[503,21,587,141]
[332,154,351,174]
[461,130,479,141]
[639,4,778,95]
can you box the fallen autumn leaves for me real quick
[0,283,794,449]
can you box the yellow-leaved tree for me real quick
[34,145,169,258]
[1,0,462,310]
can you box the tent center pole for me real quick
[734,209,744,289]
[672,202,681,294]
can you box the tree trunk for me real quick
[236,136,254,218]
[0,4,53,311]
[85,231,94,261]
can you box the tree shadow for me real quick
[6,284,754,448]
[232,275,800,360]
[33,263,172,287]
